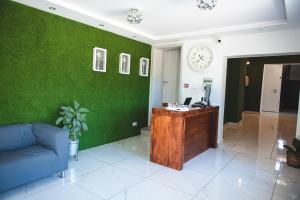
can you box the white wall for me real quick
[155,28,300,144]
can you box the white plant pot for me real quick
[69,139,79,160]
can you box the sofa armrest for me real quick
[32,123,69,170]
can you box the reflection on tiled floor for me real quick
[0,113,299,200]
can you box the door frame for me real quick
[260,64,283,113]
[148,44,183,126]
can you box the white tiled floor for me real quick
[1,112,299,200]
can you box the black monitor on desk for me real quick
[183,97,192,105]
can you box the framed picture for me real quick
[139,58,149,77]
[119,53,131,74]
[93,47,107,72]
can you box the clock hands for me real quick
[196,55,204,63]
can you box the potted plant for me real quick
[56,100,89,160]
[284,138,300,168]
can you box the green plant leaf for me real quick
[82,122,88,131]
[61,106,69,111]
[73,119,77,128]
[74,100,80,110]
[76,112,81,121]
[68,106,75,113]
[78,108,89,113]
[66,113,73,118]
[57,100,88,140]
[59,112,66,116]
[56,117,64,125]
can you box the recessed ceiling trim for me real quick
[156,19,288,40]
[42,0,290,42]
[46,0,157,40]
[12,0,299,45]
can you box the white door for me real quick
[148,47,181,125]
[162,49,180,103]
[261,64,283,112]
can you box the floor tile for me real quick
[0,175,67,200]
[111,135,151,159]
[231,142,274,158]
[23,181,102,200]
[272,194,294,200]
[196,176,272,200]
[66,155,107,179]
[184,149,237,175]
[229,153,280,174]
[71,165,144,199]
[109,179,193,200]
[83,146,133,164]
[149,167,213,195]
[278,163,300,179]
[273,164,300,199]
[218,164,277,192]
[113,157,163,177]
[79,143,114,156]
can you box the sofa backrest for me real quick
[0,124,36,152]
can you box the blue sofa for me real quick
[0,123,69,192]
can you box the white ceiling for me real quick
[12,0,300,44]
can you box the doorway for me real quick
[260,64,300,114]
[148,46,182,125]
[280,64,300,113]
[224,55,300,124]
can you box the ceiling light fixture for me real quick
[246,61,251,65]
[49,7,56,11]
[196,0,217,11]
[127,8,143,24]
[99,24,104,27]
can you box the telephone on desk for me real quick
[191,97,210,108]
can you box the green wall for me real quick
[0,0,151,150]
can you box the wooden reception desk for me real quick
[150,106,219,170]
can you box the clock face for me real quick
[189,46,213,71]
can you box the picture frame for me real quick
[92,47,107,72]
[139,58,149,77]
[119,53,131,75]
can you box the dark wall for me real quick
[224,55,300,123]
[224,59,247,123]
[280,65,300,111]
[0,0,151,150]
[245,55,300,112]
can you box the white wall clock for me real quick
[189,46,213,71]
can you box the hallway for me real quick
[222,112,299,200]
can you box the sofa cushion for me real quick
[0,124,36,152]
[0,145,59,192]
